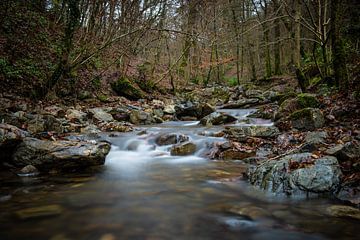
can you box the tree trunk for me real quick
[40,0,80,98]
[331,0,348,92]
[294,0,301,68]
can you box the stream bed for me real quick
[0,109,358,240]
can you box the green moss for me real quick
[290,108,313,120]
[296,93,319,108]
[111,77,143,100]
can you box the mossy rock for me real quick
[111,77,143,100]
[273,92,297,105]
[290,108,325,131]
[296,93,319,108]
[276,93,319,120]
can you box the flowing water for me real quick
[0,109,358,240]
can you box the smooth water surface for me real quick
[0,109,358,240]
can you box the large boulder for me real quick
[247,153,342,196]
[175,103,215,120]
[170,142,197,156]
[290,108,325,131]
[200,112,237,126]
[154,133,189,146]
[11,138,111,171]
[88,108,114,123]
[275,93,319,120]
[225,125,280,139]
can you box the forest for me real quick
[0,0,359,239]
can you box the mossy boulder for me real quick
[111,77,143,100]
[276,93,319,120]
[297,93,319,108]
[290,108,325,131]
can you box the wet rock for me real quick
[219,216,257,230]
[225,125,280,139]
[221,98,260,109]
[88,108,114,123]
[247,154,342,196]
[170,142,197,156]
[326,205,360,220]
[228,206,272,219]
[155,133,189,146]
[290,108,325,131]
[66,109,87,122]
[336,185,360,205]
[305,131,328,144]
[175,103,215,120]
[129,110,154,125]
[19,164,38,175]
[199,112,237,126]
[220,149,255,160]
[15,205,63,220]
[11,138,111,171]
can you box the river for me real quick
[0,109,358,239]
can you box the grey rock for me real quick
[290,108,325,131]
[27,114,63,134]
[225,125,280,139]
[328,141,360,162]
[0,124,29,161]
[66,109,87,122]
[247,153,341,196]
[0,124,29,146]
[305,131,328,144]
[11,138,110,171]
[88,108,114,123]
[200,112,237,126]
